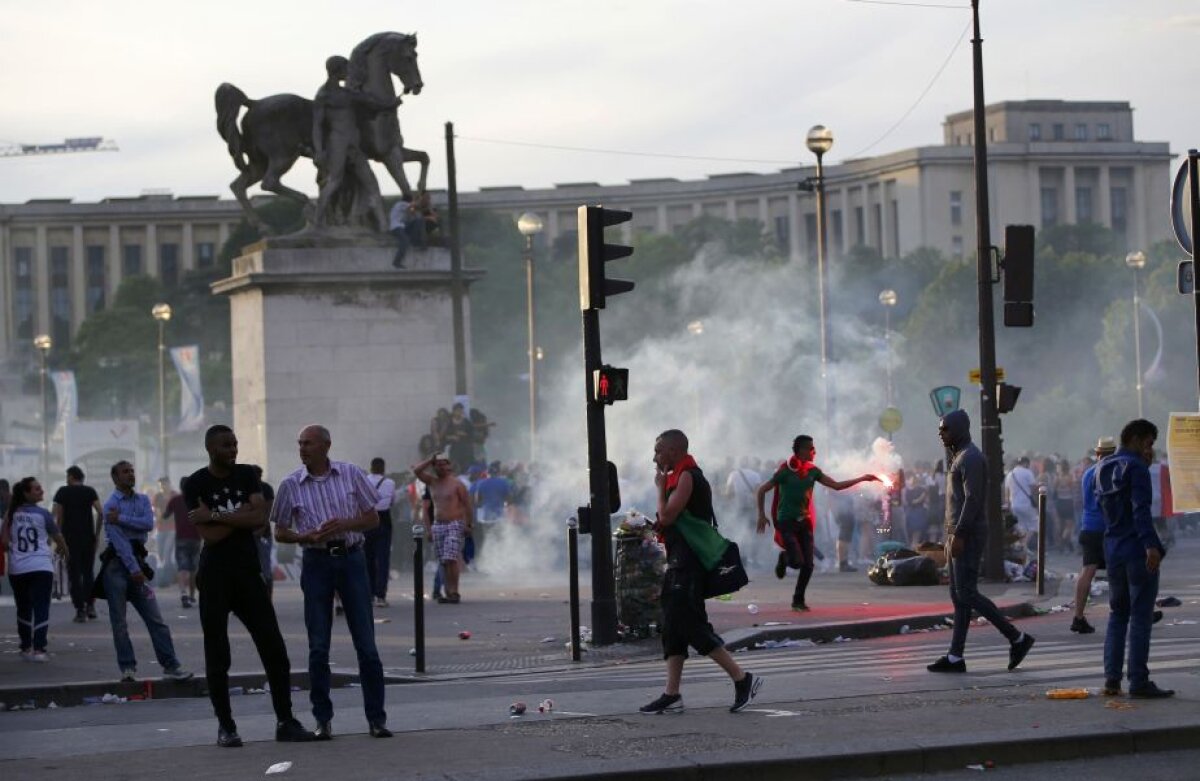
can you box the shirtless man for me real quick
[411,453,474,603]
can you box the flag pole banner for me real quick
[170,345,205,432]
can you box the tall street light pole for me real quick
[687,320,705,433]
[34,334,52,476]
[807,124,835,440]
[1126,250,1147,417]
[152,302,172,478]
[879,289,898,408]
[970,0,1006,581]
[517,212,544,465]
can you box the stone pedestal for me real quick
[212,236,481,481]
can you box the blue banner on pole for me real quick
[170,345,205,432]
[930,385,961,418]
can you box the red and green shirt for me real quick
[769,459,824,526]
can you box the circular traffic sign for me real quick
[879,407,903,434]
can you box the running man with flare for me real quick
[756,435,879,611]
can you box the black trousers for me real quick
[65,535,97,611]
[198,561,294,728]
[363,510,393,600]
[776,518,815,604]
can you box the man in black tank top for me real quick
[639,429,763,715]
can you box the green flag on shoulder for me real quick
[673,510,729,571]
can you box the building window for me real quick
[1040,187,1059,227]
[831,209,844,257]
[1052,123,1064,141]
[160,243,179,288]
[950,191,963,227]
[86,245,106,314]
[1111,187,1128,234]
[804,213,818,264]
[872,204,883,252]
[1076,186,1094,223]
[890,200,900,258]
[196,241,216,268]
[951,236,964,259]
[1097,123,1112,140]
[123,244,143,276]
[854,206,865,246]
[1028,124,1041,141]
[1075,123,1088,141]
[988,127,996,143]
[773,215,790,251]
[50,246,71,347]
[13,247,35,341]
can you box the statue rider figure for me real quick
[312,55,400,231]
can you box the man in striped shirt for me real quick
[271,424,391,740]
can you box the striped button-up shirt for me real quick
[269,460,380,548]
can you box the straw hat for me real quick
[1095,436,1116,454]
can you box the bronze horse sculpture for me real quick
[215,32,428,232]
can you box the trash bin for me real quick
[613,513,666,640]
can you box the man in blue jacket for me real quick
[1096,419,1173,698]
[927,410,1034,673]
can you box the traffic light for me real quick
[578,205,635,310]
[593,365,628,404]
[996,382,1022,414]
[1003,224,1035,327]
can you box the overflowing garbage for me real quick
[613,510,666,639]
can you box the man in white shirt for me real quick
[723,459,762,518]
[364,457,397,608]
[1004,456,1038,542]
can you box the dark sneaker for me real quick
[163,667,194,682]
[313,721,333,741]
[73,609,87,623]
[369,722,393,738]
[1008,634,1036,671]
[1157,596,1182,608]
[446,593,461,604]
[86,604,98,620]
[791,602,810,612]
[775,552,787,580]
[730,672,763,713]
[1153,610,1164,624]
[1070,616,1095,634]
[838,561,857,573]
[1101,679,1122,696]
[639,693,683,714]
[927,655,966,673]
[217,725,243,748]
[276,718,314,742]
[1129,681,1175,699]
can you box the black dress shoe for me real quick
[1129,681,1175,699]
[927,655,966,673]
[217,725,243,748]
[369,722,393,738]
[276,718,315,742]
[312,720,334,740]
[1008,634,1035,671]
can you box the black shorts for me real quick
[1078,530,1105,568]
[660,567,723,659]
[836,513,855,544]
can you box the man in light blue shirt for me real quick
[100,460,192,683]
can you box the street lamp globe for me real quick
[879,289,898,308]
[687,320,705,336]
[1125,250,1146,270]
[33,334,52,353]
[805,125,834,157]
[516,212,544,237]
[151,302,173,322]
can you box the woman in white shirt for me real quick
[1,477,69,662]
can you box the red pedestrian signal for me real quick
[592,365,628,405]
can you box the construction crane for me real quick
[0,136,118,158]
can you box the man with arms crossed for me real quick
[184,425,313,747]
[411,453,474,604]
[272,425,391,739]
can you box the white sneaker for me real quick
[30,651,49,663]
[19,650,34,662]
[120,668,137,682]
[163,667,194,682]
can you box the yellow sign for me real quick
[968,367,1005,385]
[879,407,903,434]
[1167,413,1200,512]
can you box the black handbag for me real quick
[703,541,749,598]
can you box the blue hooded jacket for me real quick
[1095,447,1164,565]
[941,409,987,538]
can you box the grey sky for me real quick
[1,0,1195,203]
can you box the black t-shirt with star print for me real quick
[183,464,263,575]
